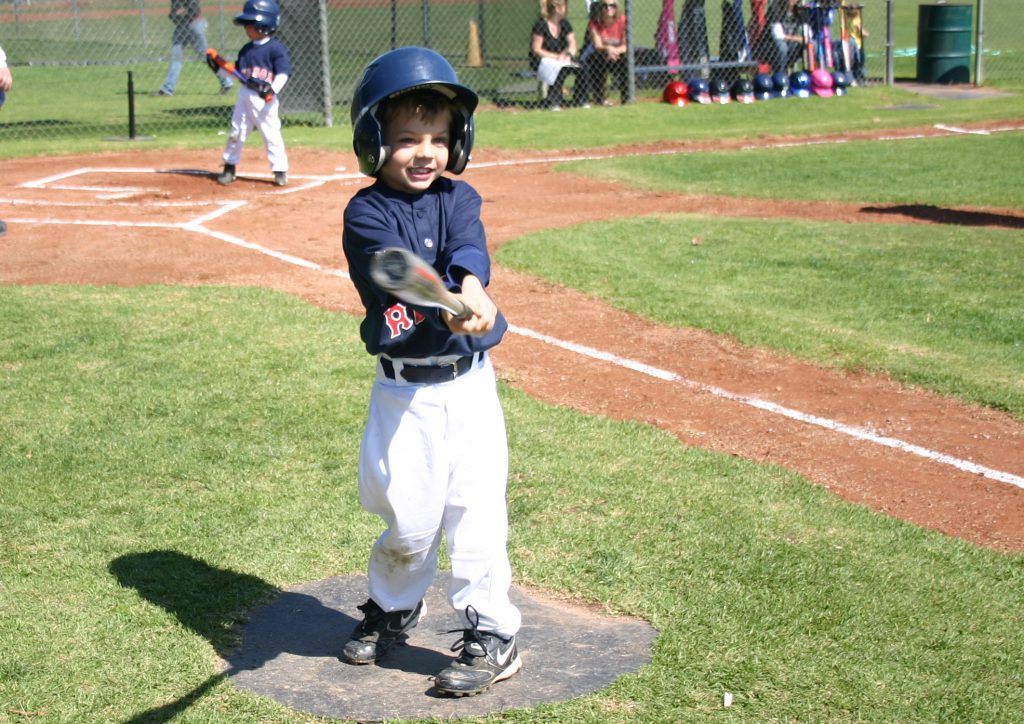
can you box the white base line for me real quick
[509,324,1024,490]
[8,154,1023,491]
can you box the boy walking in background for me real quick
[340,47,522,697]
[153,0,233,97]
[210,0,291,187]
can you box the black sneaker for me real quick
[273,171,287,187]
[435,607,522,697]
[340,598,423,665]
[216,164,236,186]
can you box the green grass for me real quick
[496,213,1024,419]
[558,132,1024,209]
[1,285,1022,723]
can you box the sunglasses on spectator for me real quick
[601,2,617,8]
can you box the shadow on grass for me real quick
[861,203,1024,229]
[109,550,349,723]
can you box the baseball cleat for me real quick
[216,164,236,185]
[273,171,287,187]
[434,607,522,697]
[340,598,423,665]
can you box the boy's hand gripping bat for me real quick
[206,47,273,101]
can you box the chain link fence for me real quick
[0,0,1019,143]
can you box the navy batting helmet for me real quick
[832,70,852,96]
[789,70,812,98]
[753,73,774,100]
[730,78,755,104]
[686,78,711,104]
[234,0,280,33]
[350,47,478,177]
[709,78,731,104]
[771,71,790,98]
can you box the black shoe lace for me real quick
[446,604,486,657]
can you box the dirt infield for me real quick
[2,122,1022,551]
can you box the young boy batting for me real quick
[209,0,291,187]
[340,47,522,697]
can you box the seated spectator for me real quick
[767,0,804,75]
[530,0,579,110]
[583,0,628,106]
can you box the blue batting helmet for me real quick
[771,71,790,98]
[753,73,774,100]
[234,0,279,33]
[350,47,479,177]
[789,70,812,98]
[832,70,852,96]
[686,78,711,104]
[709,78,731,104]
[731,78,755,104]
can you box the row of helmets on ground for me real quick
[662,69,851,106]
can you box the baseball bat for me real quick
[369,248,472,320]
[206,47,273,102]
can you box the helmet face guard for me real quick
[350,47,479,177]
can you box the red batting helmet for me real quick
[662,80,689,107]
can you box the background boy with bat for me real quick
[207,0,291,187]
[0,45,10,236]
[340,47,522,697]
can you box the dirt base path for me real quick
[2,122,1022,550]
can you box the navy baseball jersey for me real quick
[343,177,507,358]
[236,36,291,83]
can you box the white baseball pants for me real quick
[222,89,288,173]
[357,354,521,638]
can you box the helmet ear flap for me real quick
[447,112,474,175]
[352,108,387,177]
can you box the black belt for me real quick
[380,354,479,383]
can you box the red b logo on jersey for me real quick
[384,303,424,338]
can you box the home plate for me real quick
[226,572,657,721]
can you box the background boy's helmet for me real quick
[753,73,774,100]
[350,47,479,177]
[709,78,731,104]
[831,70,852,96]
[662,80,689,106]
[234,0,280,33]
[686,78,711,104]
[811,68,835,97]
[789,70,812,98]
[730,78,755,104]
[771,70,790,98]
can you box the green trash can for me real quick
[916,3,973,84]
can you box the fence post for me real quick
[884,0,894,85]
[625,0,636,103]
[421,0,431,47]
[974,0,985,86]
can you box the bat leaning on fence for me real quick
[369,248,473,320]
[205,48,274,102]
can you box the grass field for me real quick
[2,56,1024,723]
[1,285,1022,723]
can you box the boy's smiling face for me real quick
[380,103,452,194]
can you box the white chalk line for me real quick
[469,123,1024,168]
[510,325,1023,490]
[9,147,1024,490]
